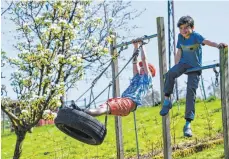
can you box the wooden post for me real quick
[219,46,229,159]
[157,17,172,159]
[110,32,124,159]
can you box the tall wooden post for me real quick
[110,32,124,159]
[219,46,229,159]
[157,17,172,159]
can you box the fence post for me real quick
[157,17,172,159]
[110,32,124,159]
[219,46,229,159]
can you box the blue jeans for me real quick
[163,62,200,120]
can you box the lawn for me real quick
[1,99,224,159]
[180,144,224,159]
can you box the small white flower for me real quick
[56,101,62,107]
[52,112,57,118]
[72,45,79,50]
[69,24,74,29]
[57,54,64,58]
[59,19,67,24]
[76,5,83,10]
[35,15,43,20]
[57,94,62,99]
[24,22,29,27]
[21,110,28,114]
[53,60,58,65]
[43,110,51,116]
[110,35,115,39]
[55,84,60,88]
[59,82,65,86]
[50,23,58,29]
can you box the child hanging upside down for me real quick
[84,40,156,117]
[160,15,227,137]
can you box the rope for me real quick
[88,88,94,109]
[91,90,97,109]
[104,85,111,128]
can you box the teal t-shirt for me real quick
[176,31,205,67]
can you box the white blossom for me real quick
[55,84,60,88]
[76,54,82,58]
[21,110,28,114]
[59,82,65,86]
[52,112,57,118]
[43,109,51,115]
[59,19,67,24]
[57,54,64,58]
[72,45,80,51]
[35,15,43,21]
[110,35,115,39]
[49,23,58,29]
[53,60,58,65]
[69,23,74,29]
[56,101,62,107]
[76,5,83,10]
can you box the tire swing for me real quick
[54,107,106,145]
[54,44,136,145]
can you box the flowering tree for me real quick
[1,1,143,158]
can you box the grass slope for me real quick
[1,100,224,159]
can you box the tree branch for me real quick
[1,1,13,16]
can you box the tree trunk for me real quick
[13,129,26,159]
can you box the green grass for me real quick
[180,144,224,159]
[1,100,224,159]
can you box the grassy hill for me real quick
[1,99,225,159]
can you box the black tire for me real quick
[54,107,107,145]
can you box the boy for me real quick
[160,15,227,137]
[85,40,156,117]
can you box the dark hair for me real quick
[177,16,194,28]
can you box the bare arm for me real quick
[203,40,228,48]
[203,40,218,48]
[175,49,182,65]
[140,45,150,75]
[133,44,139,75]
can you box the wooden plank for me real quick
[110,32,124,159]
[220,46,229,159]
[157,17,172,159]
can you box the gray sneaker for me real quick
[183,125,192,137]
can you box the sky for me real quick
[1,1,229,107]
